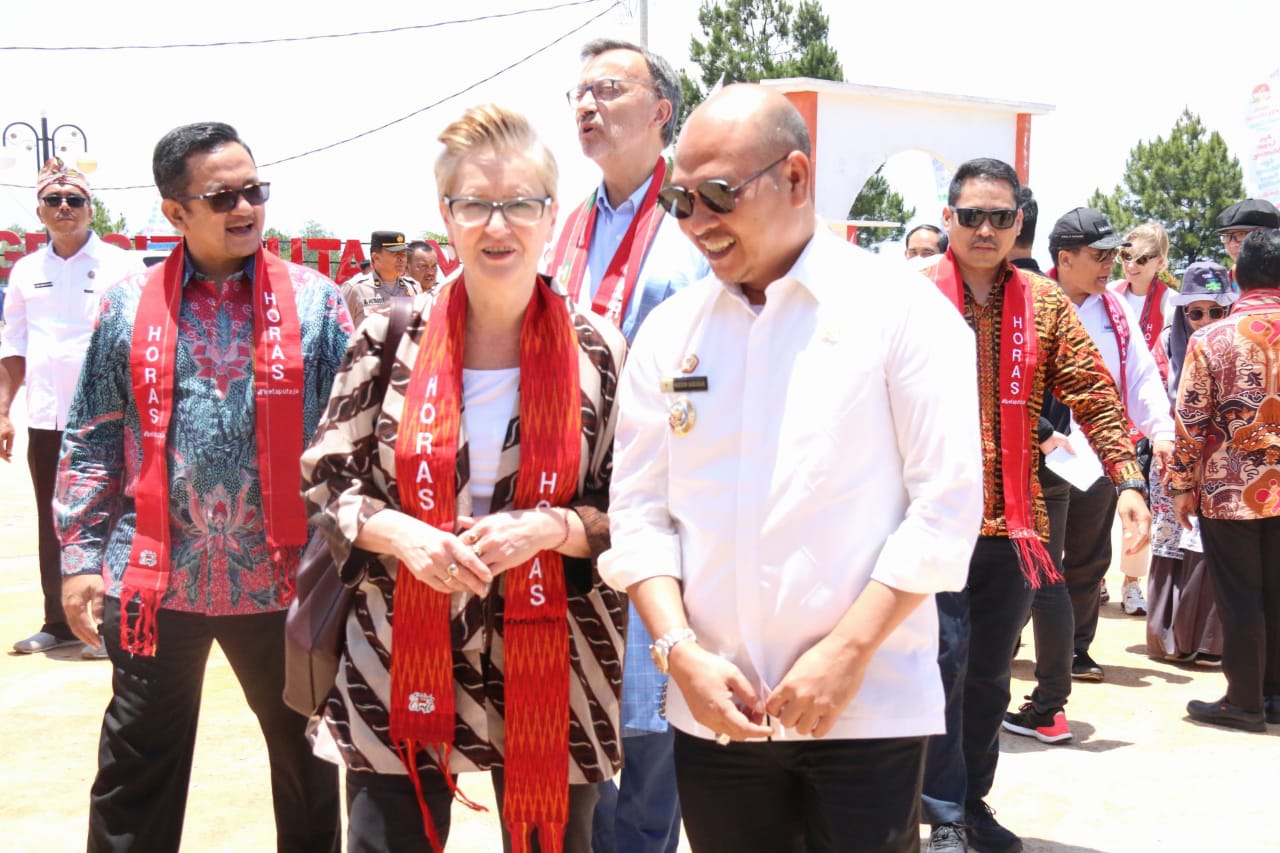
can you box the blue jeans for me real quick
[592,729,681,853]
[922,537,1035,826]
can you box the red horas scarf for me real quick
[550,157,666,327]
[123,243,307,654]
[928,250,1059,587]
[393,275,581,852]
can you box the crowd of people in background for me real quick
[2,33,1278,853]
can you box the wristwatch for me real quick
[649,627,697,675]
[1116,477,1148,497]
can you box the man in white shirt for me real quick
[0,158,143,656]
[555,38,708,853]
[600,84,983,852]
[1046,207,1175,685]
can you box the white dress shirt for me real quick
[599,227,983,741]
[1,233,143,429]
[1067,292,1174,442]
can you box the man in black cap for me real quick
[1045,208,1171,687]
[341,229,417,327]
[1215,198,1280,270]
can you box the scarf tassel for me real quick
[396,740,489,853]
[1010,534,1061,590]
[121,588,163,656]
[271,546,297,606]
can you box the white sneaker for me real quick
[1121,580,1147,616]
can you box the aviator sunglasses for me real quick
[1186,306,1229,322]
[657,153,792,220]
[41,193,88,209]
[952,208,1019,229]
[172,182,271,213]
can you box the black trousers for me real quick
[1064,475,1118,654]
[90,598,340,853]
[1026,474,1075,713]
[28,427,66,632]
[1199,517,1280,712]
[346,765,599,852]
[674,729,925,852]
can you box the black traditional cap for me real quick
[370,230,408,252]
[1048,207,1130,253]
[1214,198,1280,233]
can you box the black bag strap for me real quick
[375,296,414,401]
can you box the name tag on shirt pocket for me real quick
[33,282,53,289]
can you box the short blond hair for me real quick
[434,104,558,200]
[1124,221,1170,259]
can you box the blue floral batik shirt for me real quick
[54,255,354,615]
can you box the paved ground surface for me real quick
[0,392,1273,851]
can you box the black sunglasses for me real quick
[1186,306,1228,322]
[172,182,270,213]
[41,193,88,209]
[1119,249,1159,265]
[657,153,792,220]
[952,208,1019,229]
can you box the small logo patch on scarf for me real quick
[408,692,437,714]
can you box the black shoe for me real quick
[1266,696,1280,725]
[1186,697,1266,732]
[964,800,1022,853]
[929,822,968,852]
[1071,651,1103,682]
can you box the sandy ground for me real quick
[0,392,1273,852]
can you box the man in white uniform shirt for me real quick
[600,84,983,852]
[0,158,143,656]
[1046,207,1174,684]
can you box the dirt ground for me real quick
[0,392,1273,851]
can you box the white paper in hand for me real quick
[1044,426,1104,490]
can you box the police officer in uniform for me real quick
[341,229,417,327]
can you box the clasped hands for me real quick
[395,509,564,596]
[667,635,866,742]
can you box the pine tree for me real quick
[1089,109,1245,269]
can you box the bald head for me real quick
[669,84,815,302]
[681,84,811,163]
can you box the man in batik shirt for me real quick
[55,122,351,853]
[1172,231,1280,733]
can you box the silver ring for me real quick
[447,563,459,576]
[715,733,731,746]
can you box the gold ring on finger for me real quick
[447,563,460,576]
[472,545,483,559]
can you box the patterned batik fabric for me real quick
[54,260,354,614]
[1172,300,1280,520]
[299,293,628,785]
[959,265,1142,540]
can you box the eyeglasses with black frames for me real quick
[172,182,270,214]
[40,194,88,209]
[951,208,1019,229]
[443,196,551,227]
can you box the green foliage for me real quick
[680,0,843,125]
[4,224,26,239]
[422,231,449,245]
[89,197,127,237]
[1089,109,1245,270]
[848,166,915,250]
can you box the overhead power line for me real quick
[0,0,621,191]
[0,0,609,51]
